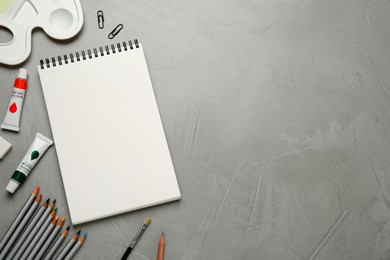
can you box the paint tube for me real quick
[1,68,28,132]
[6,132,53,194]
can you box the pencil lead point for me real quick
[33,186,40,195]
[66,225,70,230]
[76,230,81,235]
[84,233,87,239]
[38,194,42,199]
[53,207,57,212]
[53,199,57,204]
[46,198,50,203]
[51,216,59,225]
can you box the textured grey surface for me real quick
[1,0,390,259]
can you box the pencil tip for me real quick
[84,233,87,239]
[66,226,70,230]
[76,230,81,235]
[53,208,57,212]
[38,194,42,198]
[53,199,57,204]
[46,198,50,203]
[33,186,40,195]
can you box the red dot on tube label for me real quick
[9,102,17,113]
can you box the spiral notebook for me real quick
[37,40,181,225]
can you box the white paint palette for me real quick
[0,0,83,65]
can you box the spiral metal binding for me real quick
[39,39,139,69]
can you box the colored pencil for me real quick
[55,230,80,260]
[0,186,40,253]
[121,217,151,260]
[6,198,50,260]
[157,232,165,260]
[64,233,87,260]
[27,215,59,260]
[35,217,65,260]
[43,226,69,260]
[14,200,55,260]
[20,208,56,260]
[0,194,42,259]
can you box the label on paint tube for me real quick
[1,69,28,132]
[10,133,53,186]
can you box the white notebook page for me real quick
[38,43,181,224]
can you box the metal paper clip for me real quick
[97,10,104,29]
[108,24,123,39]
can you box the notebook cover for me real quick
[38,42,181,224]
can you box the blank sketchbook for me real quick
[38,40,181,225]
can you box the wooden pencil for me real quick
[35,217,65,259]
[27,215,59,260]
[64,233,87,260]
[157,232,165,260]
[20,208,56,260]
[43,226,69,260]
[0,186,39,253]
[6,198,50,260]
[0,194,42,259]
[55,230,80,260]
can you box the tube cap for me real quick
[6,180,19,194]
[18,68,28,80]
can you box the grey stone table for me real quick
[1,0,390,259]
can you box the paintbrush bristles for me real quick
[144,217,151,226]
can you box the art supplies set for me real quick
[0,1,178,259]
[0,187,87,260]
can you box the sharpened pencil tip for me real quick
[84,233,87,239]
[51,216,59,225]
[46,198,50,203]
[58,217,66,226]
[76,230,81,235]
[33,186,40,195]
[53,199,57,204]
[66,226,70,230]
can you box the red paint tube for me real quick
[1,68,28,132]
